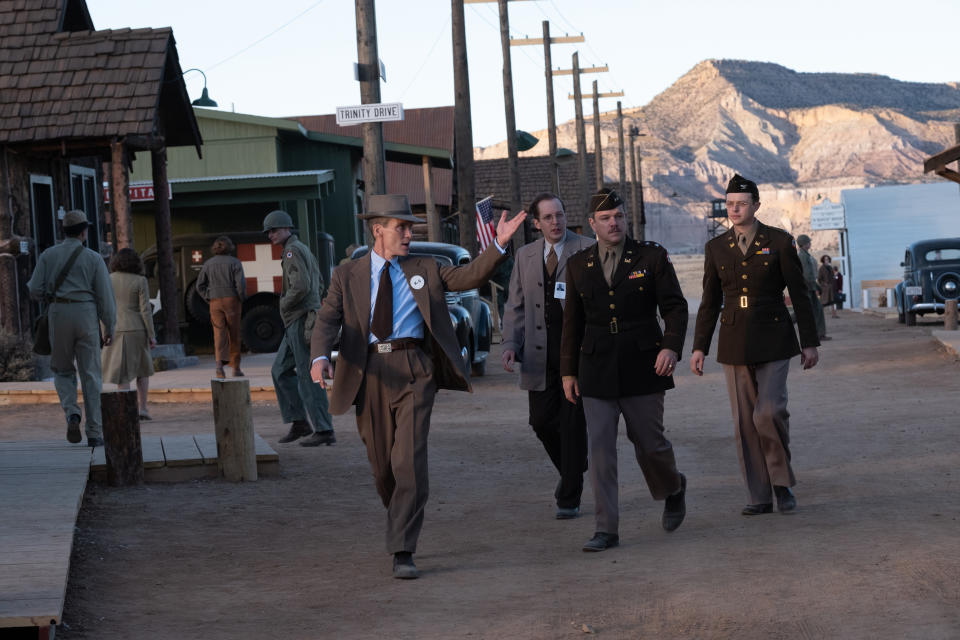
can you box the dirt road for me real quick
[4,310,959,639]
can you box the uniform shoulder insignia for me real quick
[286,251,293,259]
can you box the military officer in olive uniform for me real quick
[263,210,335,447]
[28,210,116,447]
[561,188,688,552]
[690,174,820,515]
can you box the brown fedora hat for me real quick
[357,194,424,223]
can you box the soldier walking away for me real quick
[561,188,689,553]
[501,192,592,520]
[310,194,526,579]
[690,174,820,516]
[797,234,829,340]
[196,235,246,378]
[27,210,116,447]
[262,210,335,447]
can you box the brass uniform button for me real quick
[742,287,748,292]
[608,290,614,296]
[609,304,616,310]
[742,274,748,279]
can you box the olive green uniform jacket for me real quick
[279,234,322,327]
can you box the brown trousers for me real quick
[209,297,242,368]
[723,359,796,504]
[581,392,683,535]
[356,346,437,554]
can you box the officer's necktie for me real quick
[738,234,749,255]
[546,245,558,277]
[371,263,393,341]
[603,250,616,286]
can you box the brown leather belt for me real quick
[368,338,422,354]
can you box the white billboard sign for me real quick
[335,102,404,126]
[810,198,846,230]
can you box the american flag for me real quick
[475,196,497,252]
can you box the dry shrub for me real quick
[0,331,36,381]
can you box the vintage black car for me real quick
[351,242,493,376]
[894,238,960,325]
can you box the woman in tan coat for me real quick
[101,248,156,419]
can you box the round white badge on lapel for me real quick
[410,275,425,290]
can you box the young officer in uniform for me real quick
[310,194,525,579]
[262,210,335,447]
[28,210,116,447]
[690,174,820,515]
[502,193,593,519]
[561,188,688,552]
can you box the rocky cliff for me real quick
[475,60,960,251]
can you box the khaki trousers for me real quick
[723,359,796,504]
[49,302,103,439]
[355,346,437,554]
[209,297,242,368]
[582,392,682,535]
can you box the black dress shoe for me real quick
[278,420,312,444]
[582,532,619,552]
[741,503,773,516]
[392,552,420,579]
[774,486,797,513]
[87,437,104,448]
[555,506,580,520]
[300,430,337,447]
[66,414,82,444]
[662,473,686,532]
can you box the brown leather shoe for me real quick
[278,420,312,443]
[233,368,244,377]
[215,367,225,378]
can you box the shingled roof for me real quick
[0,0,201,155]
[474,153,601,228]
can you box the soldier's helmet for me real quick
[262,210,294,232]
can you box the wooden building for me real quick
[0,0,202,340]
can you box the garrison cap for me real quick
[61,209,90,232]
[726,174,759,200]
[588,188,624,215]
[357,194,424,224]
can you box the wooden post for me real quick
[151,147,181,344]
[451,0,478,255]
[497,0,524,249]
[572,52,588,213]
[101,390,144,486]
[211,379,257,482]
[110,140,132,250]
[355,0,387,246]
[592,79,602,189]
[616,102,626,204]
[542,20,559,194]
[423,156,439,242]
[945,299,958,330]
[637,152,646,241]
[628,131,639,239]
[0,147,24,336]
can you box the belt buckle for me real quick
[609,318,619,334]
[377,343,393,353]
[739,295,748,309]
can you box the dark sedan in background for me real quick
[350,242,493,376]
[894,238,960,325]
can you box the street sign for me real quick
[102,182,172,204]
[810,198,846,230]
[335,102,404,126]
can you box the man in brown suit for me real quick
[561,188,688,552]
[310,194,525,579]
[690,174,820,515]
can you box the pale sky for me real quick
[85,0,960,148]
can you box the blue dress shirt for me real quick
[369,250,424,343]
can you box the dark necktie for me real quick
[546,245,558,277]
[603,250,617,285]
[371,263,393,341]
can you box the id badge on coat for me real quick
[554,281,566,300]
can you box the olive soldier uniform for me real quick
[263,210,335,447]
[27,210,116,446]
[560,189,688,551]
[797,234,828,340]
[692,175,819,514]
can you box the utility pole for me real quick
[592,79,602,189]
[616,100,625,205]
[451,0,477,254]
[355,0,386,240]
[571,52,588,213]
[628,126,647,241]
[497,0,523,250]
[511,22,583,194]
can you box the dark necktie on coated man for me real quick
[546,245,558,277]
[372,263,393,341]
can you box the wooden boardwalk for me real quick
[0,441,91,629]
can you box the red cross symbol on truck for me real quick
[191,250,203,264]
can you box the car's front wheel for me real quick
[906,310,917,326]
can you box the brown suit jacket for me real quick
[311,243,508,415]
[692,221,819,365]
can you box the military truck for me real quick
[142,231,285,352]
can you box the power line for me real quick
[398,22,450,100]
[468,3,543,70]
[206,0,327,73]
